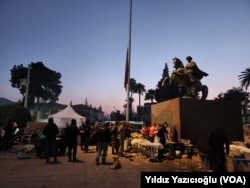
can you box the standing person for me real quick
[83,120,91,153]
[208,126,230,172]
[2,117,14,151]
[57,127,67,156]
[125,123,132,151]
[35,129,46,158]
[43,117,59,163]
[65,119,79,162]
[12,121,20,145]
[79,119,85,151]
[95,122,111,165]
[0,123,5,150]
[148,123,158,142]
[91,122,99,152]
[110,121,119,155]
[117,121,127,157]
[156,124,167,162]
[9,121,18,147]
[140,124,147,139]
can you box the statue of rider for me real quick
[185,56,208,83]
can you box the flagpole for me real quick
[126,0,132,122]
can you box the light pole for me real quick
[24,65,31,108]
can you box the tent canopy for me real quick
[48,105,85,128]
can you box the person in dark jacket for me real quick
[2,117,14,150]
[79,118,85,151]
[208,126,230,172]
[65,119,80,162]
[95,122,111,165]
[82,120,91,153]
[156,124,167,162]
[43,117,59,163]
[57,127,67,156]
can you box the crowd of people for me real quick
[0,117,230,171]
[37,119,134,165]
[140,122,230,171]
[140,122,178,162]
[140,122,177,142]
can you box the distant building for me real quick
[72,104,104,122]
[137,102,154,124]
[29,102,104,122]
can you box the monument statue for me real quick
[162,56,209,100]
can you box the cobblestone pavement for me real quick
[0,144,208,188]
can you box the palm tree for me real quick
[135,83,146,107]
[238,67,250,91]
[129,78,137,98]
[127,78,137,119]
[134,82,145,121]
[144,89,156,103]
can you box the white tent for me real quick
[48,105,85,128]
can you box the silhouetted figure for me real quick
[156,124,167,162]
[79,118,85,151]
[95,122,111,165]
[83,120,91,153]
[91,122,99,151]
[58,128,67,156]
[43,117,59,163]
[65,119,79,162]
[2,117,14,150]
[208,126,230,172]
[35,129,46,158]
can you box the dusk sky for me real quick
[0,0,250,115]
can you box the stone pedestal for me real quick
[151,98,244,146]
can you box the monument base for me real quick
[151,98,244,146]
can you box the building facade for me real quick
[29,102,104,122]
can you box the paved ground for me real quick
[0,144,208,188]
